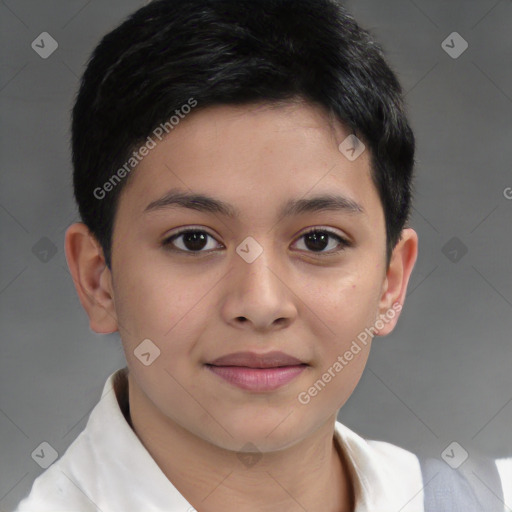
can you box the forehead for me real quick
[116,101,382,225]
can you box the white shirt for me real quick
[14,367,511,512]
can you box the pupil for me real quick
[184,232,207,251]
[305,232,328,251]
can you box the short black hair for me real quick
[71,0,415,269]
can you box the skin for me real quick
[65,100,418,512]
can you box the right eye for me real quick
[161,228,224,255]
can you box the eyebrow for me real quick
[143,188,365,220]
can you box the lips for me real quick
[205,351,308,392]
[207,350,306,368]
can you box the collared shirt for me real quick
[14,367,511,512]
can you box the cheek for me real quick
[296,264,380,388]
[113,251,217,363]
[111,250,173,345]
[304,265,382,341]
[297,277,376,412]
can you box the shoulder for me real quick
[13,432,98,511]
[368,437,420,466]
[13,370,125,512]
[496,458,512,510]
[366,438,424,489]
[334,421,424,511]
[335,421,421,477]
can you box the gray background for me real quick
[1,0,511,509]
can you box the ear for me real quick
[374,228,418,336]
[64,222,118,334]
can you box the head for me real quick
[66,0,418,452]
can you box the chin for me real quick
[201,411,306,452]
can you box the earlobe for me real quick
[64,223,118,334]
[374,228,418,337]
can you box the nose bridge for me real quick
[222,233,296,330]
[235,234,281,294]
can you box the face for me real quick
[107,101,395,452]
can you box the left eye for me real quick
[162,228,350,255]
[293,228,350,254]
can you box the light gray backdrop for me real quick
[1,0,511,510]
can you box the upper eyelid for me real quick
[163,226,221,242]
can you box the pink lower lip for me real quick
[206,364,307,391]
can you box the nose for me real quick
[220,243,297,333]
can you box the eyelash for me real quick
[161,227,351,256]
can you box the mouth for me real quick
[205,351,309,392]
